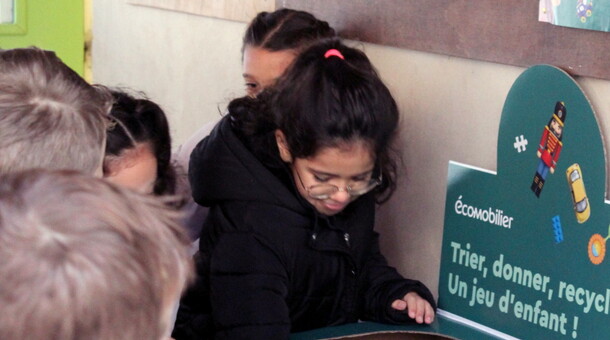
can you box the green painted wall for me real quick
[0,0,85,76]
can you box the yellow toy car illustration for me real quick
[566,163,590,223]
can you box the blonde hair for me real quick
[0,47,111,175]
[0,169,193,340]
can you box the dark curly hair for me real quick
[243,8,335,54]
[104,89,177,197]
[230,39,400,203]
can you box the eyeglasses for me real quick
[294,167,382,200]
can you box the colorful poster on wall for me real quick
[438,65,610,339]
[539,0,610,32]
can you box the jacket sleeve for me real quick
[359,231,437,324]
[209,232,291,339]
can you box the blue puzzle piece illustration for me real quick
[552,215,564,243]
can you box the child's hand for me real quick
[391,292,435,324]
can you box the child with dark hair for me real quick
[241,8,335,96]
[176,39,436,339]
[104,89,180,197]
[174,8,335,239]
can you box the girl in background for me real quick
[241,8,336,97]
[174,8,336,239]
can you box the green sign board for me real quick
[439,65,608,339]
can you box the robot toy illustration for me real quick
[531,101,567,197]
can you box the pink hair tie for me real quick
[324,49,344,60]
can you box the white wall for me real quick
[93,1,610,297]
[92,1,246,146]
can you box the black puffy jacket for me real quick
[173,116,436,339]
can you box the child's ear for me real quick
[274,130,293,163]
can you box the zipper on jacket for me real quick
[343,232,350,247]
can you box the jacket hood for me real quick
[189,116,306,214]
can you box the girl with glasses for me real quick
[179,39,436,339]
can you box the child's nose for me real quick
[330,187,351,203]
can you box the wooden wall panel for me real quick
[279,0,610,80]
